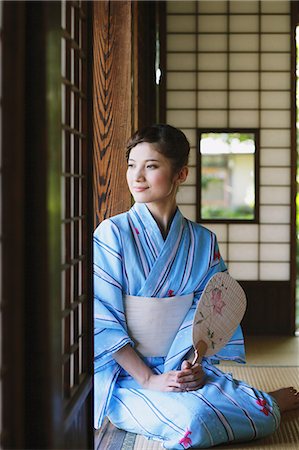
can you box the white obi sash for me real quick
[124,293,194,357]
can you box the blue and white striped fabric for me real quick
[94,203,280,448]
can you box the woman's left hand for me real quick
[178,360,205,391]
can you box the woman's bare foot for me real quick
[268,387,299,413]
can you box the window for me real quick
[197,129,259,222]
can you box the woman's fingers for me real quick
[177,365,204,381]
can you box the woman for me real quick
[94,124,298,449]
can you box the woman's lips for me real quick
[132,187,148,192]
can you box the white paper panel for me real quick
[167,34,196,52]
[260,72,290,90]
[261,15,290,33]
[260,186,290,205]
[197,15,227,33]
[229,110,259,128]
[198,53,227,71]
[260,205,290,224]
[203,223,228,242]
[197,110,228,128]
[176,185,196,204]
[260,148,290,167]
[167,73,196,90]
[230,15,259,33]
[177,204,196,221]
[167,1,196,14]
[230,1,259,14]
[197,34,227,52]
[184,167,196,185]
[261,53,290,71]
[260,243,290,262]
[228,224,259,242]
[260,168,290,186]
[260,129,290,147]
[218,242,227,261]
[167,110,196,128]
[260,263,289,280]
[230,53,259,71]
[167,15,196,33]
[167,53,196,71]
[261,91,290,109]
[261,1,290,14]
[198,1,227,14]
[260,243,290,261]
[228,262,258,280]
[229,243,258,261]
[198,72,228,90]
[229,34,259,52]
[229,91,259,109]
[260,224,290,242]
[261,34,290,52]
[261,110,290,128]
[229,72,259,91]
[188,147,197,165]
[167,91,196,109]
[197,91,227,109]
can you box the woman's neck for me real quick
[145,200,178,239]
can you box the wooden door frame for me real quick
[2,2,94,448]
[2,3,26,447]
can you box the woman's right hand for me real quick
[142,364,205,392]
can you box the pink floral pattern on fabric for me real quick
[211,287,226,315]
[213,244,221,263]
[179,429,192,449]
[168,289,174,297]
[256,398,272,416]
[134,227,140,235]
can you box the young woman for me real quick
[94,124,298,449]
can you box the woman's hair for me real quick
[126,124,190,173]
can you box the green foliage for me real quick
[201,205,254,220]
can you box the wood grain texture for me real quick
[93,1,132,226]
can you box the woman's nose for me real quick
[134,167,145,181]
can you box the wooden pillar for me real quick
[93,1,133,225]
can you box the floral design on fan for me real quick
[211,287,226,315]
[179,429,192,449]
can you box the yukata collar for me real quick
[131,202,186,297]
[131,202,184,247]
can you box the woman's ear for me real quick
[176,166,189,185]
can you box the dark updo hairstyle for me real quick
[126,124,190,173]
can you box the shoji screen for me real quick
[61,2,92,440]
[166,0,291,282]
[166,1,293,333]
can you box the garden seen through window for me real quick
[198,130,257,222]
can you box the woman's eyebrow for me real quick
[128,158,160,162]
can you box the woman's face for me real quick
[126,142,179,206]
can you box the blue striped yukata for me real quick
[94,202,280,449]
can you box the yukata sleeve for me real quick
[200,232,246,364]
[94,218,134,428]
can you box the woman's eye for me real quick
[147,165,157,169]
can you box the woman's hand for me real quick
[142,361,205,392]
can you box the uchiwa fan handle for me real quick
[191,340,208,365]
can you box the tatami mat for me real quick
[122,366,299,450]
